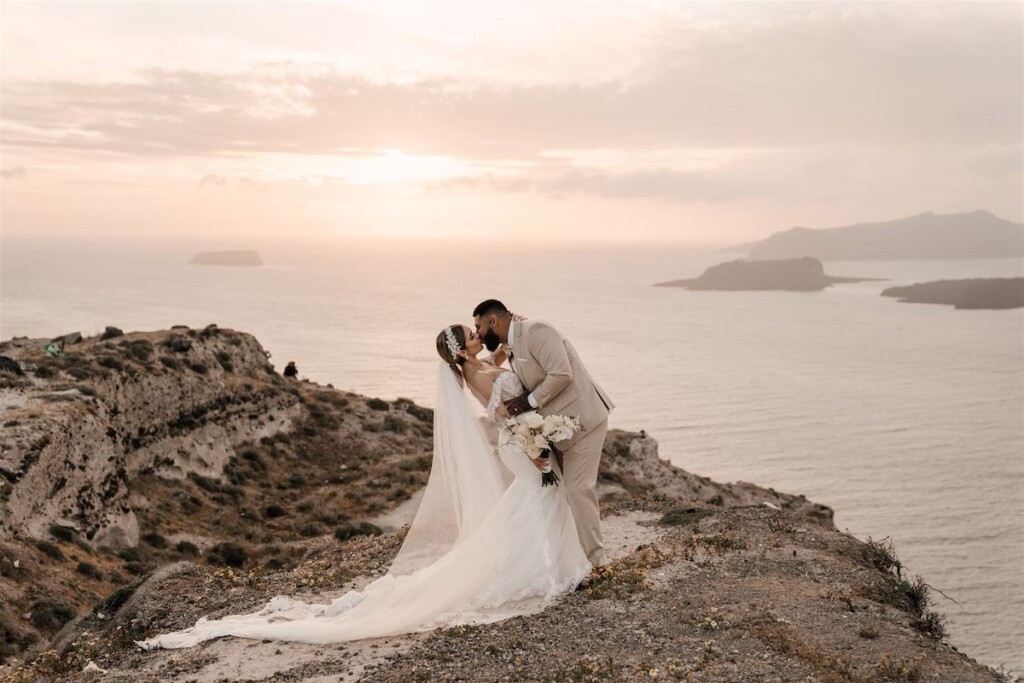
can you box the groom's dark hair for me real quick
[473,299,509,318]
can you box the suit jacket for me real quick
[508,319,614,447]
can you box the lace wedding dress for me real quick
[137,363,590,648]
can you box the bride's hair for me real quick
[435,325,467,384]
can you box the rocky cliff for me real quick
[0,327,1007,682]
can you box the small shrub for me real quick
[383,415,406,433]
[189,362,209,375]
[334,522,383,541]
[117,546,146,563]
[124,339,154,362]
[49,524,75,542]
[264,504,287,519]
[190,473,221,493]
[181,495,203,514]
[175,541,199,557]
[66,365,94,380]
[0,611,37,657]
[96,585,136,615]
[858,627,879,640]
[207,542,247,568]
[33,364,58,379]
[240,450,266,471]
[862,536,903,576]
[35,540,64,561]
[912,611,947,640]
[872,655,923,682]
[141,532,167,549]
[124,561,152,576]
[96,356,124,371]
[163,336,192,353]
[29,600,75,630]
[299,523,324,538]
[76,561,103,579]
[289,473,307,488]
[366,398,390,411]
[159,356,180,369]
[403,402,433,422]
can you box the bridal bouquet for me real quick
[500,412,581,486]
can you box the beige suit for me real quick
[508,319,613,566]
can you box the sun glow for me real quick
[343,149,469,185]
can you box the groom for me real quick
[473,299,614,567]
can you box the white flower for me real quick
[527,442,543,459]
[523,412,545,429]
[533,434,549,449]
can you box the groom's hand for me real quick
[503,393,532,417]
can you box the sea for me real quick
[2,237,1022,674]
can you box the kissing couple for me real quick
[138,299,614,649]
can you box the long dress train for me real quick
[137,365,589,648]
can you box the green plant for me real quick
[142,532,167,549]
[175,541,199,556]
[35,540,64,561]
[29,600,76,631]
[366,398,390,411]
[75,561,103,579]
[96,356,124,371]
[207,542,247,568]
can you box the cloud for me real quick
[1,3,1019,161]
[440,168,762,202]
[0,167,28,179]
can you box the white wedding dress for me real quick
[137,363,590,649]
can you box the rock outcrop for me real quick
[881,277,1024,310]
[0,326,298,545]
[655,257,873,292]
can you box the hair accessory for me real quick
[443,326,462,361]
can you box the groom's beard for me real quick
[483,328,502,352]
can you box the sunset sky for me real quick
[1,1,1021,245]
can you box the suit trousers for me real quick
[556,418,608,567]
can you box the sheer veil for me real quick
[386,361,507,575]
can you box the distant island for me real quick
[881,278,1024,310]
[189,250,262,266]
[729,210,1024,261]
[655,257,877,291]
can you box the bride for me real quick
[137,324,591,649]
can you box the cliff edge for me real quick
[0,327,1006,682]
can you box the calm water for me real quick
[2,238,1022,673]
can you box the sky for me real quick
[1,0,1022,246]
